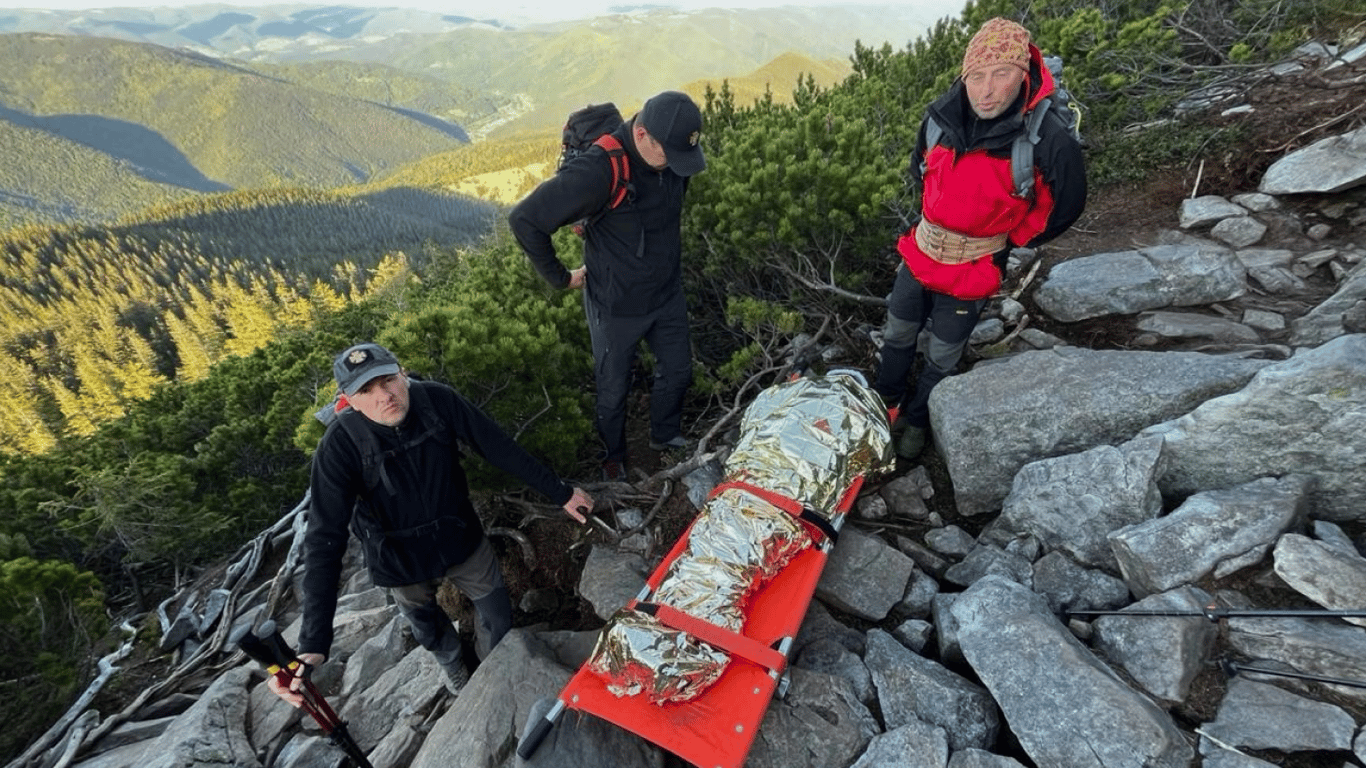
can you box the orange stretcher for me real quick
[516,474,867,768]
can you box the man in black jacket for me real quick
[270,343,593,703]
[509,90,706,482]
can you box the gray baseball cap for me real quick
[333,343,401,395]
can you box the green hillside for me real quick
[0,118,194,229]
[246,58,519,140]
[0,33,470,201]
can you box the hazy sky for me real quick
[0,0,900,24]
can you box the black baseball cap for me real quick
[639,91,706,177]
[333,343,401,396]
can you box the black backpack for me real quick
[923,55,1083,199]
[559,103,633,235]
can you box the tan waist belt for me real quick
[914,219,1009,265]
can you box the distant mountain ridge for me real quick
[0,32,487,227]
[0,3,953,227]
[0,4,945,67]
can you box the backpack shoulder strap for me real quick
[592,133,632,210]
[335,411,384,493]
[918,115,946,179]
[1011,104,1052,199]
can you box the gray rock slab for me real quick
[415,629,663,768]
[1290,262,1366,346]
[1109,474,1312,597]
[1092,588,1219,701]
[577,545,650,621]
[1142,334,1366,521]
[1210,216,1266,248]
[1202,676,1355,751]
[931,347,1269,516]
[1198,736,1280,767]
[816,526,915,621]
[794,636,874,705]
[1034,242,1246,322]
[998,436,1165,571]
[141,666,261,768]
[1260,125,1366,194]
[1274,532,1366,627]
[1179,195,1249,228]
[1136,311,1261,343]
[864,629,998,752]
[1227,616,1366,702]
[338,643,446,752]
[849,719,949,768]
[942,544,1032,589]
[948,750,1028,767]
[950,576,1194,768]
[1030,551,1132,614]
[745,667,879,768]
[70,740,152,768]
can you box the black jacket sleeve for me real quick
[508,151,615,289]
[297,425,364,658]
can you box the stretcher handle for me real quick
[516,699,565,760]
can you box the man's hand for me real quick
[563,487,594,524]
[567,266,587,290]
[265,652,325,708]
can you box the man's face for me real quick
[964,65,1025,120]
[349,373,410,427]
[633,125,669,171]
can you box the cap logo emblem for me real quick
[348,350,369,366]
[688,131,700,147]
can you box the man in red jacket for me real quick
[875,17,1087,459]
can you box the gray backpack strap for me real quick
[919,116,945,180]
[1012,104,1051,198]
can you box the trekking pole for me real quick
[1220,659,1366,690]
[235,620,375,768]
[1067,605,1366,621]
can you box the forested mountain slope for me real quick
[0,33,471,224]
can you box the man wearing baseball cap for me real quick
[510,90,706,482]
[269,342,593,704]
[873,17,1087,460]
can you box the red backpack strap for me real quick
[592,133,631,209]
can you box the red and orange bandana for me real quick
[961,17,1031,78]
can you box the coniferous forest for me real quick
[1,0,1359,759]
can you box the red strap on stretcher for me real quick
[635,601,787,674]
[707,480,840,544]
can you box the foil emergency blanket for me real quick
[587,373,894,703]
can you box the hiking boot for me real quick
[896,426,926,460]
[648,435,691,452]
[441,659,470,693]
[601,459,627,482]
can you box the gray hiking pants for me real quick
[874,263,987,428]
[389,536,511,667]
